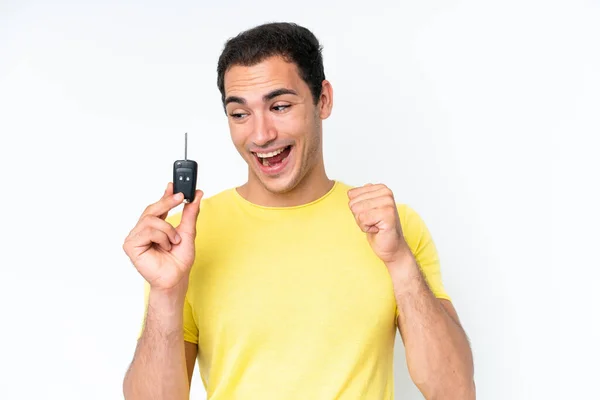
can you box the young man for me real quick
[122,22,475,399]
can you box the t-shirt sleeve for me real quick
[395,204,452,317]
[182,294,199,344]
[136,280,199,344]
[137,280,151,340]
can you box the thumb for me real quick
[178,190,203,236]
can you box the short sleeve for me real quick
[137,280,151,340]
[182,294,199,344]
[395,204,451,317]
[136,280,199,344]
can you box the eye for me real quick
[229,112,248,120]
[272,104,290,112]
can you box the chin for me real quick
[253,166,300,193]
[262,177,299,194]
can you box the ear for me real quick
[318,80,333,120]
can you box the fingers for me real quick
[139,215,182,244]
[348,184,395,211]
[349,194,395,216]
[165,181,174,196]
[134,226,173,252]
[355,208,387,233]
[142,182,185,220]
[348,184,397,233]
[158,182,175,219]
[124,213,182,252]
[348,183,394,205]
[178,189,204,236]
[347,182,378,198]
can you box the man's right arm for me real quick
[121,183,203,399]
[123,287,197,400]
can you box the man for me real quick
[122,22,475,399]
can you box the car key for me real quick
[173,132,198,203]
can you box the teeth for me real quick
[256,147,286,158]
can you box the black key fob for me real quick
[173,133,197,203]
[173,160,197,203]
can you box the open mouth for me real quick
[252,145,293,170]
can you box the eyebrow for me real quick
[224,88,299,107]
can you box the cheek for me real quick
[273,118,306,145]
[229,125,250,149]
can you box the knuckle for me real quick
[142,204,153,215]
[139,226,153,236]
[162,222,175,235]
[141,214,157,227]
[357,212,365,223]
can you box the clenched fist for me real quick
[123,182,203,292]
[348,183,411,265]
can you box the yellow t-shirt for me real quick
[139,180,450,399]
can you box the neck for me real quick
[238,160,334,207]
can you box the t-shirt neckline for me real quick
[231,180,340,211]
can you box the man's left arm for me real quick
[388,252,475,399]
[348,183,475,400]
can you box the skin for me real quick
[348,184,476,398]
[122,184,202,399]
[223,55,335,207]
[122,55,475,399]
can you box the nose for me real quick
[250,112,278,147]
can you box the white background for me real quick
[1,1,598,399]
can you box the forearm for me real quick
[388,254,475,399]
[123,288,189,400]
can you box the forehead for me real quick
[224,56,305,97]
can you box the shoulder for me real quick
[165,187,237,226]
[396,203,434,245]
[394,202,441,269]
[396,203,425,229]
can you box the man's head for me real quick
[217,22,333,195]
